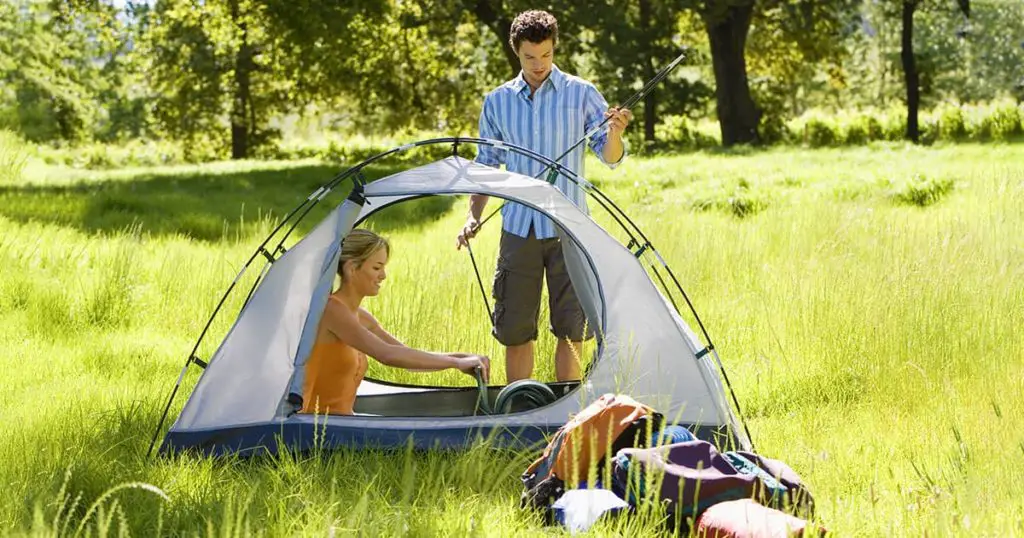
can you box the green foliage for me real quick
[746,1,862,116]
[842,0,1024,110]
[0,130,30,184]
[1,0,1022,154]
[35,139,218,169]
[971,101,1023,141]
[800,114,840,147]
[749,77,792,145]
[690,178,770,218]
[779,102,1023,148]
[936,102,968,141]
[652,115,719,149]
[890,173,955,207]
[0,0,138,143]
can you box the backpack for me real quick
[521,393,662,509]
[611,440,816,529]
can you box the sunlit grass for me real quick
[1,143,1022,535]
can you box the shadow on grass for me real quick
[0,162,457,241]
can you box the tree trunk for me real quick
[230,0,254,159]
[901,0,920,143]
[639,0,656,143]
[705,1,760,146]
[470,0,519,77]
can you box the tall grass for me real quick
[0,144,1022,535]
[0,130,30,184]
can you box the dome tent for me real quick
[150,138,753,457]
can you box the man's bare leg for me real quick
[506,341,535,382]
[555,339,583,382]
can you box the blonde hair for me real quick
[337,229,390,282]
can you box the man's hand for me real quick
[456,216,481,250]
[605,107,633,139]
[456,194,490,250]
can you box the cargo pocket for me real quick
[491,303,505,330]
[491,269,508,337]
[492,268,508,302]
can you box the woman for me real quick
[300,229,490,415]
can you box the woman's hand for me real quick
[452,353,490,382]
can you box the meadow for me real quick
[0,142,1022,536]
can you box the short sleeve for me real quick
[475,93,507,168]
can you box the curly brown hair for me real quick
[509,10,558,52]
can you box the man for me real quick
[455,10,632,383]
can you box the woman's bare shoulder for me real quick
[356,307,380,330]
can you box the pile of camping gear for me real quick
[520,394,826,536]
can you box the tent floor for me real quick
[161,417,740,458]
[352,380,579,417]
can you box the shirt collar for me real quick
[514,64,566,95]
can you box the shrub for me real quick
[936,103,968,141]
[890,174,955,207]
[691,179,769,218]
[880,107,907,141]
[984,102,1022,140]
[841,114,871,145]
[803,116,839,147]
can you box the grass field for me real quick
[1,142,1022,536]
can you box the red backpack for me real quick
[522,394,661,497]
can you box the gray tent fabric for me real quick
[165,156,748,452]
[174,200,361,430]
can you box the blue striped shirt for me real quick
[476,65,626,239]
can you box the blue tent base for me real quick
[159,419,740,458]
[160,421,556,458]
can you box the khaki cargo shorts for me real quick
[491,229,595,346]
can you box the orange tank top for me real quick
[299,298,368,415]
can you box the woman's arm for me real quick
[358,308,403,346]
[324,302,489,379]
[358,309,472,372]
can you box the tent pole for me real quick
[147,162,382,456]
[147,362,190,457]
[158,136,754,453]
[464,239,493,324]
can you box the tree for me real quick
[743,0,862,142]
[575,0,704,146]
[465,0,519,77]
[140,0,510,155]
[700,0,760,145]
[269,0,504,133]
[140,0,398,159]
[0,0,130,143]
[901,0,970,143]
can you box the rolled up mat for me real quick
[696,499,827,537]
[494,379,557,414]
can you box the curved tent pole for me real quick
[149,136,753,456]
[147,157,391,457]
[305,138,752,446]
[145,196,329,457]
[248,137,646,343]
